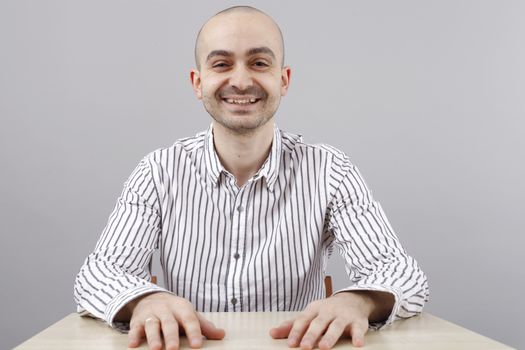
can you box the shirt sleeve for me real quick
[73,154,172,332]
[326,155,430,330]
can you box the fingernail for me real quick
[354,337,364,347]
[190,337,202,347]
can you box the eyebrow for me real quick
[247,47,276,59]
[205,46,276,63]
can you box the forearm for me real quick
[74,155,166,326]
[328,161,429,326]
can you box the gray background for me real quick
[1,0,523,349]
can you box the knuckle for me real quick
[147,336,161,343]
[179,312,199,325]
[296,314,313,325]
[336,315,351,325]
[163,333,180,345]
[331,318,347,329]
[292,317,305,327]
[128,328,140,339]
[354,318,369,329]
[160,317,177,326]
[313,316,330,325]
[350,322,367,335]
[129,326,143,338]
[303,329,315,339]
[289,322,306,334]
[129,319,141,328]
[184,322,201,334]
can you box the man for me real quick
[74,6,429,350]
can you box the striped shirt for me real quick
[74,123,429,331]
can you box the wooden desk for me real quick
[14,312,513,349]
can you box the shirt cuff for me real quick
[332,284,402,331]
[105,284,174,333]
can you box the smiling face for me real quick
[190,10,291,135]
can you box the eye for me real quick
[254,61,269,67]
[212,62,230,69]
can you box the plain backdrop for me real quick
[1,1,524,349]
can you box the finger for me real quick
[317,318,347,350]
[144,317,163,350]
[299,315,334,350]
[159,315,180,350]
[269,319,294,339]
[287,311,318,348]
[349,319,369,348]
[128,321,146,348]
[176,311,204,348]
[197,313,226,340]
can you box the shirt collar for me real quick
[203,123,298,192]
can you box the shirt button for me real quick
[234,252,240,259]
[231,297,237,305]
[237,205,244,212]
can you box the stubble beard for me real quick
[202,92,280,136]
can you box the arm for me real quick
[73,155,168,330]
[327,159,429,329]
[74,153,225,350]
[270,155,429,349]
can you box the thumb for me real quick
[269,319,294,339]
[197,313,226,340]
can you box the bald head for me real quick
[194,6,285,70]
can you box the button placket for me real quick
[227,181,254,311]
[229,186,245,310]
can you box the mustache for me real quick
[218,86,267,99]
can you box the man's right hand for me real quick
[124,292,225,350]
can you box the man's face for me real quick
[191,12,291,134]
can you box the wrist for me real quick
[335,290,395,323]
[115,291,164,322]
[333,291,375,317]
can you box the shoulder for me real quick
[140,129,208,168]
[280,129,355,169]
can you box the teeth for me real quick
[225,98,258,104]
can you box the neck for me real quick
[212,120,275,187]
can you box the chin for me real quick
[214,116,272,134]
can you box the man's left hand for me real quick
[269,291,391,349]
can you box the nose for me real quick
[229,64,252,91]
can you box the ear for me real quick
[280,66,291,96]
[190,69,203,99]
